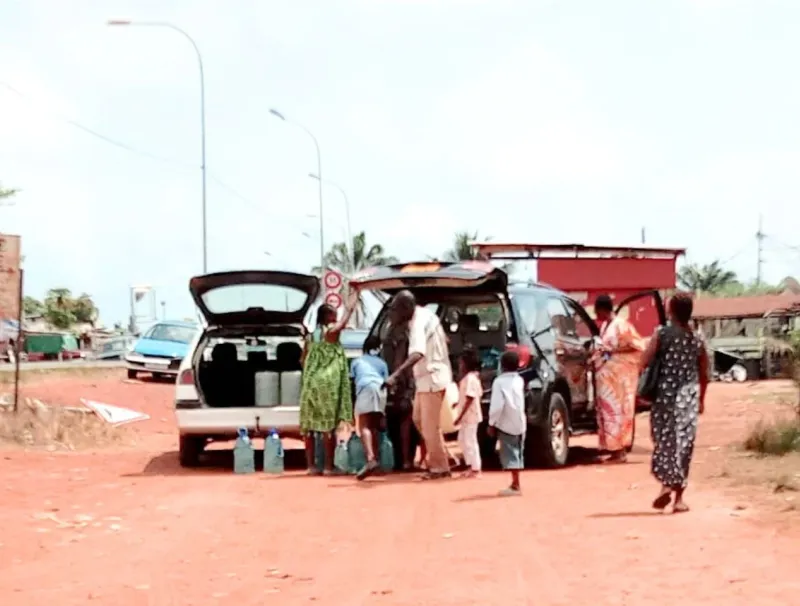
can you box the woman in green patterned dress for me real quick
[300,290,359,475]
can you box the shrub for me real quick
[744,417,800,456]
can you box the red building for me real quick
[472,243,685,336]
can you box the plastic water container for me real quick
[379,432,394,472]
[280,371,302,406]
[263,429,284,474]
[347,432,366,474]
[334,439,349,474]
[233,428,255,474]
[255,371,280,407]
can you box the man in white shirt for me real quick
[385,290,452,479]
[488,350,526,495]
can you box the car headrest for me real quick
[212,342,238,364]
[276,341,303,371]
[458,314,481,332]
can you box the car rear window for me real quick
[201,284,311,315]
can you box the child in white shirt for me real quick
[488,350,526,496]
[454,346,483,478]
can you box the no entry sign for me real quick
[325,292,343,309]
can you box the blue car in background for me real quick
[340,328,368,362]
[126,320,199,380]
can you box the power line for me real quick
[0,81,309,228]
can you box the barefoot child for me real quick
[351,335,389,480]
[455,346,483,478]
[488,350,526,496]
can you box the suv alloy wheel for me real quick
[527,392,570,468]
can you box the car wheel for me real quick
[179,435,205,468]
[527,392,570,468]
[127,369,137,380]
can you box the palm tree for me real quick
[441,231,481,262]
[314,231,398,327]
[0,182,18,205]
[314,231,398,275]
[677,261,738,294]
[439,231,514,273]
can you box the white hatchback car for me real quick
[174,270,320,467]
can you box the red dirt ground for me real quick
[1,373,799,605]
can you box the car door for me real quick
[544,296,591,406]
[613,290,667,336]
[559,297,600,408]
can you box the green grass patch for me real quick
[744,417,800,456]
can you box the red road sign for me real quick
[324,270,342,291]
[324,292,343,309]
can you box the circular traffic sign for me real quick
[324,270,342,290]
[324,292,343,309]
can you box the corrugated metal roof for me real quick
[693,293,800,319]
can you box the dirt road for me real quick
[0,376,798,605]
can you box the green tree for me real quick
[315,231,398,275]
[72,293,99,325]
[677,261,738,294]
[42,288,99,329]
[23,296,44,317]
[716,280,782,297]
[438,231,515,274]
[0,182,18,202]
[314,231,398,328]
[442,231,480,262]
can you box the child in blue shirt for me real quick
[350,335,389,480]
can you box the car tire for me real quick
[179,435,205,468]
[526,392,570,468]
[127,369,137,380]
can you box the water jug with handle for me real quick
[233,427,255,474]
[378,432,394,472]
[334,439,350,474]
[347,432,366,474]
[263,428,284,474]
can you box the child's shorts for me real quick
[497,429,524,470]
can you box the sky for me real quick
[2,0,800,326]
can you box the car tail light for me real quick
[505,343,532,368]
[178,369,195,385]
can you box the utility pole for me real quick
[756,214,765,285]
[640,227,646,245]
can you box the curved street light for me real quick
[269,109,324,275]
[308,173,352,271]
[107,19,208,273]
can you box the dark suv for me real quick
[350,260,665,468]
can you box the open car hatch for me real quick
[349,261,507,294]
[189,270,320,326]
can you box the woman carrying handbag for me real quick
[639,293,709,514]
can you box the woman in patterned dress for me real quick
[299,291,359,475]
[592,294,645,464]
[640,293,709,513]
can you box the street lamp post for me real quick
[269,109,324,275]
[308,173,352,272]
[107,19,208,273]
